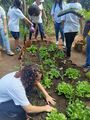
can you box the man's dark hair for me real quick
[21,64,41,89]
[28,5,40,16]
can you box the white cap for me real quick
[40,0,44,2]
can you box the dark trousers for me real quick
[0,100,26,120]
[86,35,90,65]
[29,23,45,40]
[65,32,77,57]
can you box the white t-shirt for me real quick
[0,72,30,106]
[62,3,82,33]
[51,2,66,23]
[33,2,43,23]
[7,7,25,32]
[0,6,6,29]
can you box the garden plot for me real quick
[20,40,90,120]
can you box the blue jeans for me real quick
[36,23,45,40]
[54,22,64,42]
[86,35,90,65]
[29,23,45,40]
[0,100,26,120]
[0,28,11,52]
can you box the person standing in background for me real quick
[51,0,65,45]
[29,0,47,40]
[0,6,14,56]
[62,0,83,58]
[7,0,33,52]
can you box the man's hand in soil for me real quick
[46,95,56,106]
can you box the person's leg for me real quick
[0,100,26,120]
[11,32,21,51]
[86,35,90,65]
[54,22,59,43]
[0,28,14,55]
[35,24,39,39]
[38,23,46,40]
[59,23,64,43]
[65,32,77,57]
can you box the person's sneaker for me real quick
[7,51,14,56]
[16,46,21,52]
[2,48,6,51]
[56,41,59,45]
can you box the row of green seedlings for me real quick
[26,43,65,61]
[41,67,90,99]
[43,68,90,120]
[44,68,90,120]
[46,99,90,120]
[26,43,90,120]
[26,44,90,98]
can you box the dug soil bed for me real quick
[20,40,90,120]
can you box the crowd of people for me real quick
[0,0,90,120]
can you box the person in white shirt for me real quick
[0,64,55,120]
[0,6,14,56]
[29,0,47,40]
[7,0,33,52]
[51,0,66,45]
[62,0,83,58]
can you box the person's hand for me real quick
[31,22,34,27]
[45,105,55,112]
[46,95,56,106]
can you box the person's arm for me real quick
[22,104,54,113]
[23,16,33,26]
[3,17,7,35]
[1,7,7,35]
[79,18,83,34]
[36,81,56,105]
[15,8,33,26]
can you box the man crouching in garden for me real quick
[0,64,55,120]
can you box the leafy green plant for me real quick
[39,46,50,60]
[47,43,57,52]
[64,68,81,80]
[41,75,53,89]
[66,99,90,120]
[46,109,67,120]
[76,81,90,98]
[26,45,37,54]
[48,68,60,79]
[86,71,90,79]
[43,59,55,68]
[56,82,74,99]
[54,50,65,59]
